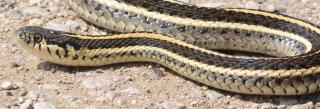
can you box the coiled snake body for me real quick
[15,0,320,95]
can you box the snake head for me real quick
[15,26,70,47]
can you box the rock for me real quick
[9,62,19,68]
[279,0,289,4]
[17,97,24,104]
[265,4,276,12]
[177,0,188,3]
[45,21,70,32]
[189,89,203,98]
[62,94,80,108]
[62,94,79,102]
[131,100,137,105]
[7,9,22,20]
[19,99,32,109]
[47,6,60,14]
[33,103,56,109]
[314,102,320,108]
[66,20,79,29]
[196,3,226,8]
[277,105,287,109]
[244,1,260,9]
[278,97,298,105]
[116,98,127,106]
[5,91,13,96]
[28,18,44,26]
[86,105,102,109]
[70,100,80,108]
[1,81,13,90]
[19,88,28,96]
[59,80,74,84]
[206,90,224,101]
[82,76,120,89]
[3,0,15,6]
[275,7,287,13]
[292,102,313,109]
[105,91,121,100]
[41,84,59,90]
[190,101,199,107]
[29,0,44,5]
[75,19,89,31]
[96,91,121,103]
[22,6,49,16]
[151,68,165,78]
[160,101,186,109]
[27,90,46,100]
[121,87,140,96]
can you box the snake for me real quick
[14,0,320,95]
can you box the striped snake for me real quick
[15,0,320,95]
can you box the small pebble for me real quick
[82,76,120,89]
[22,6,49,16]
[265,4,276,12]
[9,62,19,68]
[275,7,287,13]
[47,6,60,13]
[152,68,165,78]
[45,21,70,32]
[206,90,224,101]
[66,20,79,29]
[29,0,44,5]
[70,100,81,108]
[121,87,140,96]
[131,100,137,105]
[33,102,56,109]
[160,101,186,109]
[41,84,59,90]
[17,97,24,104]
[190,101,199,107]
[27,90,46,100]
[59,80,74,84]
[196,3,226,8]
[75,19,89,31]
[19,99,32,109]
[245,1,260,9]
[292,102,313,109]
[189,89,203,98]
[7,9,23,20]
[116,98,127,106]
[19,88,28,96]
[86,105,102,109]
[28,18,44,26]
[3,0,15,6]
[105,91,121,100]
[62,94,79,103]
[1,81,14,90]
[178,0,188,3]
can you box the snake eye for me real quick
[18,34,24,38]
[34,34,42,42]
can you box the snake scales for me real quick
[15,0,320,95]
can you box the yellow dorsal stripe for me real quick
[226,9,320,35]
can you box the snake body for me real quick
[15,0,320,95]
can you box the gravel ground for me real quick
[0,0,320,109]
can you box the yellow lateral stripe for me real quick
[61,45,320,78]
